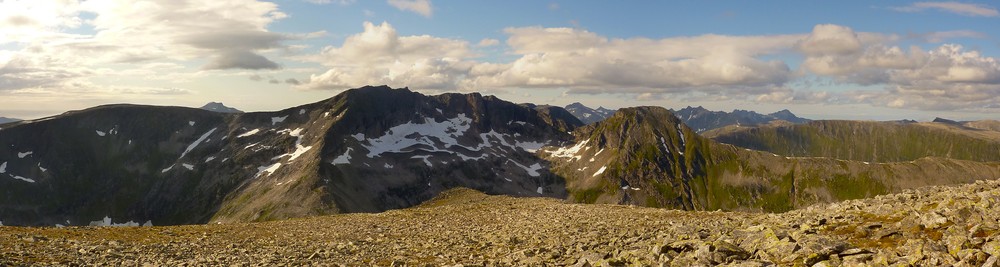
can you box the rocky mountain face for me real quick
[199,102,243,113]
[543,106,1000,212]
[0,117,20,125]
[564,102,616,124]
[0,86,581,226]
[711,120,1000,163]
[673,106,810,133]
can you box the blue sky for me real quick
[1,0,999,121]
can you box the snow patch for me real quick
[361,114,472,158]
[182,164,194,170]
[205,156,216,163]
[37,164,46,172]
[508,160,543,177]
[411,155,433,167]
[255,162,282,178]
[88,216,153,227]
[272,128,313,162]
[0,162,5,173]
[660,137,670,153]
[17,151,32,158]
[96,130,106,136]
[351,133,365,141]
[237,129,260,138]
[384,163,393,169]
[177,128,217,160]
[593,166,607,177]
[514,140,546,153]
[536,187,543,194]
[299,109,306,115]
[188,121,195,126]
[271,115,288,125]
[10,174,35,183]
[547,140,588,161]
[332,148,353,165]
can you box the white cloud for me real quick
[305,0,355,5]
[891,2,999,17]
[477,38,500,47]
[300,22,799,97]
[0,0,295,101]
[387,0,433,17]
[920,30,987,43]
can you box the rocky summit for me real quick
[2,179,998,266]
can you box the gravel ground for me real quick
[2,179,999,266]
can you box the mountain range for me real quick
[1,86,998,226]
[672,106,811,133]
[564,102,616,124]
[0,117,20,125]
[200,102,244,113]
[561,103,811,134]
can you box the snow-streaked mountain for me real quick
[564,102,616,124]
[0,86,581,226]
[199,102,243,113]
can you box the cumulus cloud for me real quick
[301,22,800,98]
[204,50,281,70]
[796,24,1000,111]
[477,38,500,47]
[891,2,999,17]
[388,0,433,17]
[0,0,297,102]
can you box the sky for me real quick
[1,0,999,121]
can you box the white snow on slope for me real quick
[237,129,260,138]
[299,109,306,115]
[351,133,365,141]
[272,128,314,162]
[255,162,282,178]
[205,156,216,163]
[189,121,195,126]
[332,148,353,165]
[362,114,472,158]
[547,140,588,160]
[411,155,433,167]
[96,130,106,136]
[38,164,47,172]
[537,187,544,194]
[384,163,393,168]
[10,174,35,183]
[593,166,607,177]
[508,160,542,177]
[182,164,194,170]
[17,151,32,158]
[0,162,6,173]
[89,216,153,227]
[272,116,288,125]
[660,137,670,153]
[178,128,217,160]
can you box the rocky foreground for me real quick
[2,180,1000,266]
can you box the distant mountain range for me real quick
[1,86,998,226]
[563,103,811,133]
[564,102,616,124]
[672,106,810,133]
[0,117,20,124]
[200,102,243,113]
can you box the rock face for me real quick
[564,102,616,124]
[2,180,999,266]
[673,106,810,133]
[0,86,581,226]
[199,102,243,113]
[544,106,1000,212]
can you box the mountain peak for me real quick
[199,102,243,113]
